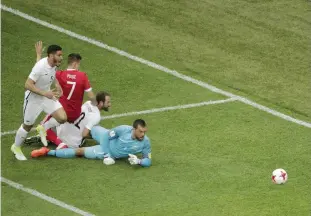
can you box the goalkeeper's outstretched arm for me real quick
[128,137,152,167]
[141,137,152,167]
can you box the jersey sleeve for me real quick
[85,112,100,130]
[107,125,130,140]
[84,73,92,92]
[142,138,152,159]
[28,63,43,82]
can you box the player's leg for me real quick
[83,146,105,160]
[41,114,67,149]
[12,97,43,160]
[45,107,67,127]
[31,147,78,158]
[31,146,104,161]
[90,126,113,160]
[47,129,68,149]
[37,99,67,146]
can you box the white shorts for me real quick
[56,122,82,148]
[23,92,62,125]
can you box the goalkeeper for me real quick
[31,119,152,167]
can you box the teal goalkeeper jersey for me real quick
[108,125,151,159]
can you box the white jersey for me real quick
[27,57,57,98]
[56,101,101,148]
[23,57,62,125]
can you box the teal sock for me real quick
[48,148,76,158]
[47,150,56,156]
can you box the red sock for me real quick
[46,129,62,146]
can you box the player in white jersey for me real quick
[11,44,67,161]
[55,92,111,149]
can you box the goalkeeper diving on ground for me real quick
[31,119,152,167]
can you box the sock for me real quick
[14,125,29,147]
[48,150,56,156]
[43,117,60,131]
[48,148,76,158]
[46,129,62,146]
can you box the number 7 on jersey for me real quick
[67,81,76,100]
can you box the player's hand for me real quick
[128,154,141,165]
[103,157,115,165]
[35,41,45,56]
[44,89,60,100]
[56,89,63,98]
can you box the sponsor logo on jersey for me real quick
[109,130,116,138]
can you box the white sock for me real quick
[14,125,29,147]
[43,117,60,130]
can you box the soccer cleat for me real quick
[56,143,68,150]
[11,144,27,161]
[31,147,50,158]
[24,135,41,145]
[36,124,48,146]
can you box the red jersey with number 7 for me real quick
[56,69,92,122]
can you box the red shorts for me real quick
[65,110,81,123]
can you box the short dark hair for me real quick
[96,91,110,104]
[47,45,62,56]
[68,53,82,65]
[133,119,146,129]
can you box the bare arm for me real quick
[87,90,97,105]
[82,128,91,138]
[25,78,58,99]
[25,78,46,97]
[54,78,63,98]
[35,41,43,62]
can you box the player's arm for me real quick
[83,73,97,105]
[54,78,63,98]
[25,78,46,96]
[128,138,152,167]
[35,41,43,62]
[86,90,97,105]
[82,113,100,138]
[107,126,130,140]
[25,77,58,99]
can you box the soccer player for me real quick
[31,119,152,167]
[35,41,96,147]
[11,44,67,161]
[47,91,111,149]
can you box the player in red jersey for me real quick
[56,53,95,122]
[34,41,96,146]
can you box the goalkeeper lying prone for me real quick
[31,119,152,167]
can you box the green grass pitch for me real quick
[2,0,311,215]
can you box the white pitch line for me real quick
[0,98,236,136]
[101,98,236,120]
[1,5,311,128]
[1,177,95,216]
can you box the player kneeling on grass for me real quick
[31,119,152,167]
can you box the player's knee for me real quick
[22,124,33,132]
[58,116,67,124]
[55,109,67,123]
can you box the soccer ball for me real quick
[272,168,288,184]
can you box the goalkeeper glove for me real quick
[128,154,141,165]
[103,154,115,165]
